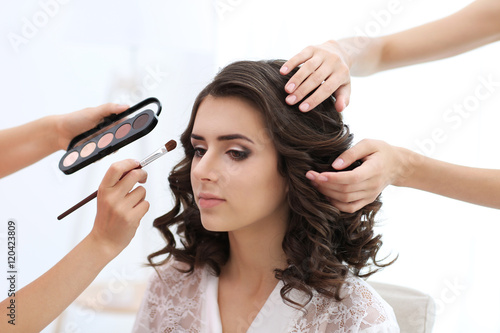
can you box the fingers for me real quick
[116,167,148,193]
[329,198,372,214]
[124,185,150,220]
[297,74,351,112]
[285,55,323,95]
[287,68,333,111]
[88,103,129,121]
[282,41,352,112]
[306,169,370,191]
[306,166,381,213]
[93,159,150,254]
[332,139,376,170]
[291,61,350,112]
[280,47,314,76]
[306,139,393,213]
[333,84,351,112]
[312,174,380,213]
[57,103,130,150]
[99,159,141,190]
[98,159,148,215]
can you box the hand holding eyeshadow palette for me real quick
[59,97,162,175]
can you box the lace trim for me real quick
[288,278,399,332]
[132,261,399,333]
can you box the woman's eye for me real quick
[228,150,249,161]
[193,147,206,158]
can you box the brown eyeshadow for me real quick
[133,114,149,129]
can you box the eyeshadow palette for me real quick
[59,97,162,174]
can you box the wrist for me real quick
[85,232,122,263]
[51,114,72,150]
[392,147,423,187]
[40,115,65,152]
[335,39,353,70]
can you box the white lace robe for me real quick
[132,260,399,333]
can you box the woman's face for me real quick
[190,95,289,234]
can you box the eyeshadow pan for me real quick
[133,113,149,129]
[80,142,96,158]
[115,123,131,139]
[59,98,162,175]
[98,132,114,148]
[63,151,79,167]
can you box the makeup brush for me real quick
[58,140,177,220]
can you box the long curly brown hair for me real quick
[148,60,393,308]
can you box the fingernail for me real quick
[299,103,309,112]
[286,94,297,104]
[281,66,288,74]
[117,104,129,109]
[306,172,315,181]
[286,83,295,92]
[318,175,328,182]
[332,158,344,169]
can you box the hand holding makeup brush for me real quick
[0,159,150,333]
[90,159,150,255]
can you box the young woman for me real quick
[133,60,398,332]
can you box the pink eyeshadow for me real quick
[115,123,131,139]
[63,151,79,167]
[98,133,114,148]
[80,142,96,158]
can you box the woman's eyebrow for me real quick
[191,133,254,144]
[217,134,254,144]
[190,133,204,141]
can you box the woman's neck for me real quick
[221,219,287,288]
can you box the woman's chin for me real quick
[200,219,229,232]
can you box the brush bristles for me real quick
[165,139,177,152]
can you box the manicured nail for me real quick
[318,175,328,182]
[299,103,309,112]
[306,172,315,181]
[117,104,129,110]
[286,83,295,92]
[332,158,344,169]
[281,66,288,74]
[286,94,297,104]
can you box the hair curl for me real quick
[148,60,393,308]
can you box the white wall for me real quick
[1,0,499,332]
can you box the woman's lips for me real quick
[198,194,225,209]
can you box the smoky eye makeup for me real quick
[59,97,162,175]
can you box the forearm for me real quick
[0,116,61,178]
[395,148,500,209]
[0,234,117,332]
[341,0,500,76]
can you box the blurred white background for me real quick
[0,0,499,332]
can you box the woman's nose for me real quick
[192,151,219,182]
